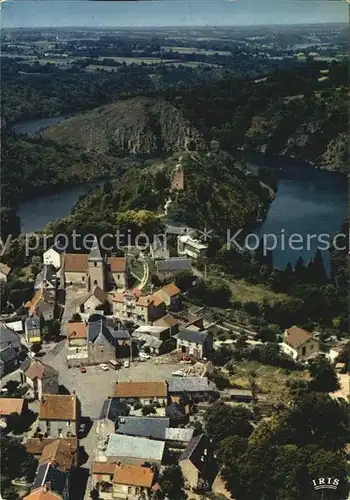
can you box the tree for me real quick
[174,269,196,291]
[3,380,21,396]
[69,313,82,323]
[6,411,35,435]
[204,402,253,444]
[308,357,340,393]
[1,436,37,496]
[159,465,186,499]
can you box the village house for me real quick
[99,398,130,436]
[38,439,78,471]
[113,381,168,413]
[111,290,166,325]
[133,325,171,342]
[35,265,57,291]
[24,484,66,500]
[91,462,117,497]
[175,329,213,359]
[328,341,349,364]
[153,314,180,335]
[153,283,181,311]
[25,316,42,344]
[177,234,207,260]
[43,244,64,270]
[78,286,109,316]
[25,437,78,462]
[62,239,105,291]
[112,464,156,500]
[25,288,56,321]
[179,434,217,491]
[87,319,118,365]
[0,262,11,282]
[0,345,20,377]
[0,398,27,426]
[66,322,88,368]
[107,256,129,291]
[150,236,170,261]
[132,326,175,355]
[1,322,22,351]
[167,377,218,403]
[20,359,59,400]
[104,434,165,467]
[29,463,70,500]
[38,393,78,438]
[281,325,320,362]
[156,257,192,275]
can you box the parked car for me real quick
[172,370,186,377]
[108,360,121,370]
[79,366,86,373]
[100,364,109,371]
[123,360,130,368]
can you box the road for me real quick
[136,257,149,291]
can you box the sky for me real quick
[1,1,348,29]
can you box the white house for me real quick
[43,245,64,270]
[177,234,207,260]
[281,326,320,362]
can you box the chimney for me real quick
[45,482,51,492]
[72,390,76,395]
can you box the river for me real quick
[247,154,347,273]
[12,114,74,137]
[15,118,347,272]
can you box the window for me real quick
[67,421,71,426]
[301,346,306,356]
[128,487,132,494]
[94,262,97,267]
[310,344,313,350]
[82,276,85,282]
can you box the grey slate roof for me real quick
[100,398,129,422]
[0,323,21,350]
[166,403,186,420]
[105,434,165,462]
[133,333,163,350]
[25,316,41,331]
[175,329,208,345]
[116,417,170,440]
[165,225,194,236]
[156,258,192,273]
[34,265,57,290]
[32,463,68,495]
[88,319,117,347]
[0,346,18,364]
[88,237,103,261]
[167,377,217,393]
[114,329,131,340]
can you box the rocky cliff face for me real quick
[43,97,202,156]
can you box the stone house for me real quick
[281,325,320,362]
[179,434,216,490]
[0,322,22,351]
[62,240,105,291]
[153,314,180,335]
[87,319,118,365]
[20,359,59,400]
[175,329,213,359]
[25,316,42,344]
[113,381,168,408]
[78,286,108,316]
[66,322,88,368]
[153,283,181,311]
[29,463,70,500]
[43,244,64,270]
[38,439,78,471]
[25,288,56,322]
[38,393,78,439]
[112,464,155,499]
[107,257,128,291]
[167,377,218,404]
[35,265,57,291]
[91,462,117,497]
[111,290,166,325]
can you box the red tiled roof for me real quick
[24,360,58,381]
[114,381,168,398]
[24,488,62,500]
[63,253,88,273]
[113,464,154,488]
[26,438,77,455]
[39,439,76,472]
[160,283,181,297]
[67,322,87,340]
[285,325,315,349]
[108,257,127,273]
[0,398,24,416]
[92,462,117,475]
[39,394,77,421]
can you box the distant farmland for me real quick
[161,46,232,56]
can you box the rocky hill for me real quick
[43,97,202,156]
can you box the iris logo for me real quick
[312,477,340,491]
